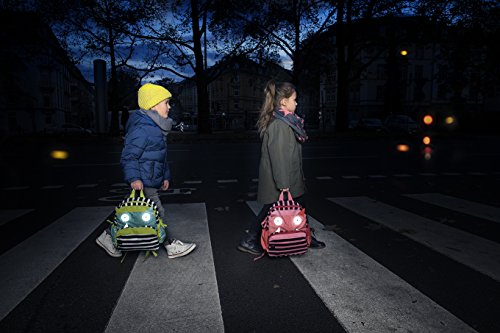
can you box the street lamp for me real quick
[423,114,434,125]
[400,49,408,56]
[421,114,434,160]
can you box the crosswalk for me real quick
[1,192,499,332]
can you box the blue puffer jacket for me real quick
[121,110,171,188]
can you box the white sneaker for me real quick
[96,230,122,257]
[165,239,196,258]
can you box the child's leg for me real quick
[143,187,166,222]
[142,187,170,243]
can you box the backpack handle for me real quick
[279,190,293,201]
[129,189,145,198]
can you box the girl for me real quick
[238,80,325,255]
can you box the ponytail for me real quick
[257,80,296,137]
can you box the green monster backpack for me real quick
[110,189,166,254]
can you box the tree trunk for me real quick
[384,24,402,117]
[108,23,120,136]
[191,0,211,134]
[335,0,349,131]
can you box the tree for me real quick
[209,0,338,129]
[215,0,337,80]
[213,0,415,131]
[123,0,264,134]
[412,0,500,125]
[33,0,155,136]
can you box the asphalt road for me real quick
[0,133,499,332]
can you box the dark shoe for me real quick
[237,231,263,255]
[309,228,326,249]
[310,236,326,248]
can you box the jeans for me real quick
[143,187,166,222]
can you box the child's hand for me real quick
[131,180,143,190]
[161,180,170,191]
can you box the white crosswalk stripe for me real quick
[404,193,500,224]
[1,193,499,332]
[0,206,113,320]
[105,203,223,333]
[328,196,500,282]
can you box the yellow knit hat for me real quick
[138,83,172,110]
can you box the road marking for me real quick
[441,172,461,176]
[467,172,486,176]
[316,176,333,180]
[328,196,500,282]
[0,206,113,321]
[184,180,202,184]
[99,188,195,202]
[0,209,34,227]
[419,173,437,176]
[41,185,64,189]
[247,201,475,333]
[251,178,258,182]
[404,193,500,224]
[160,188,195,195]
[3,186,29,190]
[393,173,411,177]
[217,179,238,183]
[342,175,360,179]
[76,184,98,188]
[111,183,128,187]
[368,175,386,178]
[105,203,223,333]
[53,162,121,167]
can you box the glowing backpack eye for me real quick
[273,217,283,226]
[120,213,130,222]
[142,212,151,222]
[293,216,302,226]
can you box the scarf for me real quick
[273,108,308,143]
[141,109,172,137]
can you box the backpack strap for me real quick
[130,189,145,198]
[278,190,293,201]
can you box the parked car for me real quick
[348,119,359,129]
[383,115,420,134]
[356,118,384,132]
[45,123,93,136]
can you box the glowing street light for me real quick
[50,150,69,160]
[397,144,410,152]
[400,49,408,56]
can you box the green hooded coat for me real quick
[257,118,306,204]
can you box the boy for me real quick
[97,83,196,258]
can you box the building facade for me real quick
[172,56,292,131]
[0,11,94,136]
[314,16,499,130]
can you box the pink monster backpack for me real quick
[260,191,312,257]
